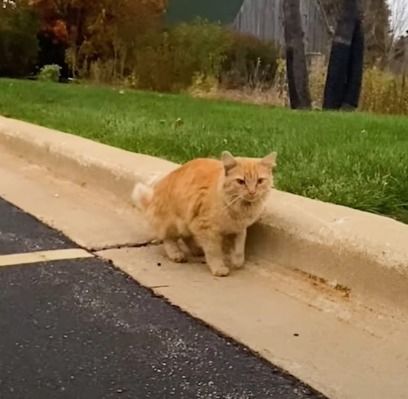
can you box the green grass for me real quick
[1,78,408,223]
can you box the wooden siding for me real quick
[233,0,332,54]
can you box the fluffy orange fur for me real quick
[132,151,277,276]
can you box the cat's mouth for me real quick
[242,196,260,205]
[224,195,260,209]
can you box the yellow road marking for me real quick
[0,248,93,267]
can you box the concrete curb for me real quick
[1,115,407,310]
[0,116,177,204]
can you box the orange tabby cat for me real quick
[132,151,277,277]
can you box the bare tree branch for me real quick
[390,0,408,39]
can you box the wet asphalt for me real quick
[0,197,327,399]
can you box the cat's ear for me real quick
[260,152,277,169]
[221,151,237,173]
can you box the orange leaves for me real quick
[29,0,168,76]
[50,19,68,43]
[31,0,167,44]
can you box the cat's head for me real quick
[221,151,277,204]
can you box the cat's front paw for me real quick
[230,253,245,269]
[168,252,187,263]
[164,240,187,263]
[211,265,230,277]
[164,244,187,263]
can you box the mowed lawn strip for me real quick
[1,78,407,222]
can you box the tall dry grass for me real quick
[360,68,408,115]
[191,58,408,117]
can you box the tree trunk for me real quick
[342,20,364,109]
[283,0,312,109]
[323,0,364,110]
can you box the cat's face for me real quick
[221,151,277,203]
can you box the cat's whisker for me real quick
[223,195,244,210]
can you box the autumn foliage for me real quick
[27,0,167,77]
[0,0,279,92]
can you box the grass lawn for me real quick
[1,78,408,223]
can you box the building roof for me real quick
[165,0,244,25]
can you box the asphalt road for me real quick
[0,197,326,399]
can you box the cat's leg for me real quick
[183,236,204,257]
[229,229,247,269]
[194,232,229,277]
[163,238,187,263]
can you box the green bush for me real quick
[221,32,279,89]
[132,19,230,91]
[0,3,39,77]
[131,31,174,91]
[38,64,62,82]
[168,19,231,88]
[130,20,279,93]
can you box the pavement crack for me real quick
[93,240,161,252]
[149,285,170,289]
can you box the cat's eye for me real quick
[236,178,245,185]
[257,178,266,184]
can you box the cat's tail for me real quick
[131,172,163,212]
[131,182,153,212]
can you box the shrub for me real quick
[131,31,174,91]
[221,32,279,89]
[188,72,219,97]
[169,19,231,87]
[130,20,279,93]
[38,64,62,82]
[0,3,39,77]
[76,17,279,95]
[132,19,230,91]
